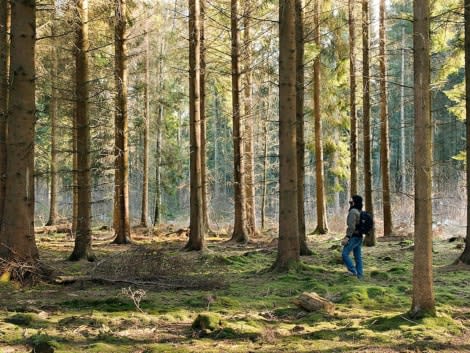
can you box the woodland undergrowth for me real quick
[0,225,469,353]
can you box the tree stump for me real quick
[293,292,335,314]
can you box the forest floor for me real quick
[0,222,469,353]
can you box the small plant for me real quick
[121,286,146,313]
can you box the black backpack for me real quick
[356,211,373,235]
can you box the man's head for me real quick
[350,195,363,210]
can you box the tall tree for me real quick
[200,0,211,233]
[230,0,249,243]
[458,0,470,265]
[348,0,358,196]
[153,41,164,226]
[400,27,407,194]
[69,0,94,261]
[243,0,256,237]
[140,26,150,228]
[0,0,10,227]
[0,0,39,263]
[379,0,392,236]
[185,0,205,250]
[296,0,311,255]
[273,0,300,271]
[113,0,131,244]
[362,0,375,246]
[410,0,435,317]
[46,17,59,226]
[313,0,328,235]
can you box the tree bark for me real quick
[185,0,205,250]
[313,0,328,235]
[112,0,131,244]
[46,18,59,226]
[0,0,10,228]
[459,0,470,264]
[0,0,39,262]
[410,0,435,317]
[362,0,375,246]
[348,0,357,196]
[154,41,164,227]
[230,0,249,243]
[400,28,407,194]
[272,0,300,271]
[296,0,311,255]
[379,0,392,237]
[140,27,150,228]
[243,0,256,237]
[200,0,210,233]
[69,0,94,261]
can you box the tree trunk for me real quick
[230,0,249,243]
[410,0,435,318]
[0,0,10,227]
[154,41,164,227]
[296,0,311,255]
[379,0,392,237]
[243,0,256,237]
[362,0,375,246]
[261,94,269,230]
[459,0,470,265]
[69,0,94,261]
[185,0,205,251]
[46,19,59,226]
[272,0,300,271]
[348,0,357,196]
[400,28,407,194]
[112,0,131,244]
[200,0,211,233]
[0,0,39,263]
[313,0,328,235]
[140,27,150,228]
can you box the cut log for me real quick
[293,292,335,314]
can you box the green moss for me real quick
[61,297,135,312]
[370,270,391,281]
[6,313,34,326]
[192,313,221,331]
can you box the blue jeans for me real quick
[342,236,363,278]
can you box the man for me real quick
[341,195,364,278]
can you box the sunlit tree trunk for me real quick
[69,0,94,261]
[273,0,300,271]
[112,0,131,244]
[47,18,59,226]
[140,27,150,228]
[379,0,392,237]
[348,0,357,196]
[230,0,249,243]
[410,0,435,318]
[362,0,375,246]
[243,0,256,237]
[185,0,205,250]
[0,0,39,263]
[0,0,10,227]
[296,0,311,255]
[459,0,470,265]
[313,0,328,235]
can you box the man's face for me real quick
[349,200,354,206]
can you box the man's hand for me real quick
[341,237,349,246]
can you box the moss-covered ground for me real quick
[0,227,469,353]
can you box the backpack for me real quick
[356,211,373,235]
